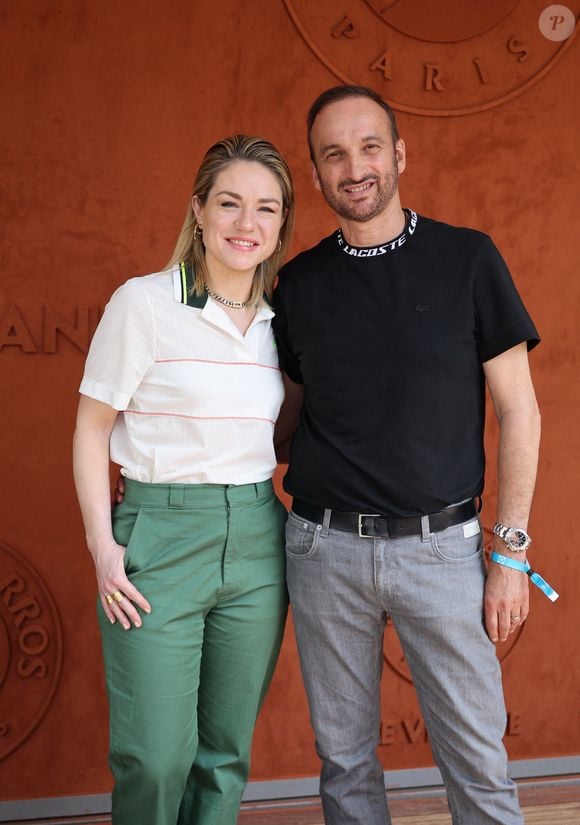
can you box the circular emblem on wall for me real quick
[284,0,578,116]
[0,541,63,760]
[382,526,523,684]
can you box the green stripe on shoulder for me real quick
[179,261,188,304]
[178,261,207,308]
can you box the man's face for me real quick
[309,96,405,223]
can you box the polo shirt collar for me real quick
[172,262,274,321]
[173,261,207,307]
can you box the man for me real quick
[273,85,543,825]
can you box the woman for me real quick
[73,135,295,825]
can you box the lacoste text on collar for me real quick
[337,210,418,258]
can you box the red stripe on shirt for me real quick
[154,357,280,371]
[125,410,276,426]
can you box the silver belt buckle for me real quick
[358,513,380,538]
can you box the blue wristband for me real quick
[490,551,559,602]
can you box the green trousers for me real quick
[99,478,288,825]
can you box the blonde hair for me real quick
[168,135,295,305]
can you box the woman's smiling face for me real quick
[193,160,285,281]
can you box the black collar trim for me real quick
[177,261,273,310]
[337,210,419,258]
[177,261,207,308]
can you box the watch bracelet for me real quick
[492,521,531,553]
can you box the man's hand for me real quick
[484,547,529,642]
[111,473,125,507]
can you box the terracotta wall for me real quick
[0,0,578,803]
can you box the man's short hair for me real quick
[307,85,400,162]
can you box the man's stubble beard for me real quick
[317,154,399,224]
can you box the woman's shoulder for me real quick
[110,267,174,304]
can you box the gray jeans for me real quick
[285,509,523,825]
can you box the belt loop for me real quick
[321,508,332,537]
[420,514,430,543]
[169,485,185,508]
[254,483,260,500]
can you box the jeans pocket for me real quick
[430,519,483,563]
[285,511,322,559]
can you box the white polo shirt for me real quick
[80,263,284,484]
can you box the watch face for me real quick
[508,529,529,549]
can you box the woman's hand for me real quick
[91,538,151,629]
[73,396,152,629]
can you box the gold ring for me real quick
[112,591,124,603]
[105,594,114,605]
[510,615,521,622]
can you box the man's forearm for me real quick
[495,404,541,531]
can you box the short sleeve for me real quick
[473,238,540,363]
[79,278,155,410]
[272,279,304,384]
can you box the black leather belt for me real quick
[291,499,478,539]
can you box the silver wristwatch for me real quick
[492,522,532,553]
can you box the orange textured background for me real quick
[0,0,578,803]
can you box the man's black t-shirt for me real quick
[273,211,540,517]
